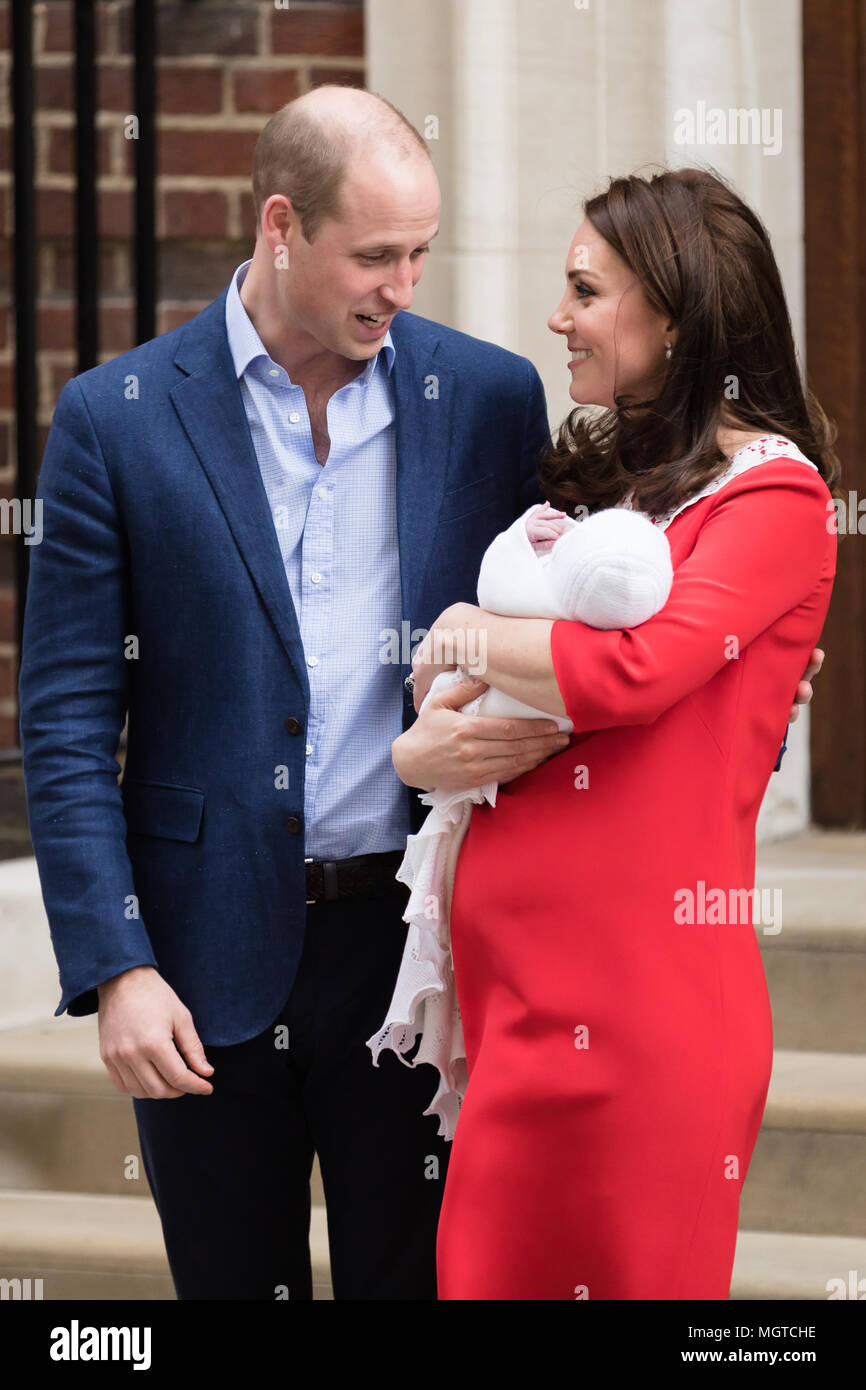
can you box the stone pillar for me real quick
[368,0,809,839]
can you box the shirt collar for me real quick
[225,258,396,386]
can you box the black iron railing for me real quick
[8,0,157,762]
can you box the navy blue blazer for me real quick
[18,294,550,1044]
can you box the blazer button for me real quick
[284,814,303,834]
[284,717,302,734]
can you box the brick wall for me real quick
[0,0,365,751]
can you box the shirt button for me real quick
[311,572,322,584]
[289,411,301,423]
[284,815,303,834]
[308,655,319,667]
[305,743,313,756]
[317,486,327,498]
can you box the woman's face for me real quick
[548,217,675,410]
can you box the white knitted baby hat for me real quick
[548,507,673,629]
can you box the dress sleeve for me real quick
[549,461,835,732]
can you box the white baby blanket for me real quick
[366,502,673,1139]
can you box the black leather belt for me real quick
[305,850,409,904]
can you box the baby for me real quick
[525,498,576,550]
[367,498,674,1139]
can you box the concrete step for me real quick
[0,1190,332,1300]
[0,1017,326,1204]
[740,1050,866,1236]
[731,1229,866,1300]
[5,1190,856,1302]
[756,830,866,1054]
[5,1021,862,1238]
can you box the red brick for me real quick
[42,1,73,54]
[0,420,9,473]
[97,64,134,114]
[152,6,258,58]
[159,127,258,178]
[45,126,115,179]
[0,656,14,701]
[309,67,365,91]
[0,714,19,749]
[98,188,134,239]
[0,542,14,586]
[157,65,224,116]
[50,243,125,296]
[0,302,8,350]
[97,2,125,57]
[44,362,76,413]
[35,62,74,111]
[37,187,75,239]
[38,300,76,351]
[0,587,14,643]
[271,7,364,57]
[232,66,300,115]
[239,188,259,241]
[161,189,229,239]
[159,243,247,300]
[0,363,12,410]
[100,300,135,352]
[160,304,208,334]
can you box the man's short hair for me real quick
[251,89,430,242]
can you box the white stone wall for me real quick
[368,0,809,840]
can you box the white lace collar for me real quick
[620,435,818,531]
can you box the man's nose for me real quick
[381,263,415,311]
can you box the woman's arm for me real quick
[412,464,833,731]
[548,465,833,733]
[411,606,563,716]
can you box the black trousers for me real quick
[132,889,450,1299]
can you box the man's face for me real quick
[269,152,441,362]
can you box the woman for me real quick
[393,167,839,1300]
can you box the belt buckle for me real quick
[304,857,315,906]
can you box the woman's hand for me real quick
[411,602,481,713]
[788,647,824,723]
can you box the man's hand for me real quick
[789,647,824,723]
[393,674,570,792]
[97,965,215,1099]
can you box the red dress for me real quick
[436,453,836,1300]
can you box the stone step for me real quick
[731,1229,866,1300]
[0,1017,326,1203]
[756,830,866,1054]
[1,1188,858,1302]
[740,1050,866,1236]
[2,1021,863,1237]
[0,1189,332,1300]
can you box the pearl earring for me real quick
[665,341,672,360]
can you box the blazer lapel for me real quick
[390,315,456,635]
[169,290,311,702]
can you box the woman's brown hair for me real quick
[539,167,841,517]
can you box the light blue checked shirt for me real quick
[225,258,411,859]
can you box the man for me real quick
[19,86,819,1301]
[18,87,564,1301]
